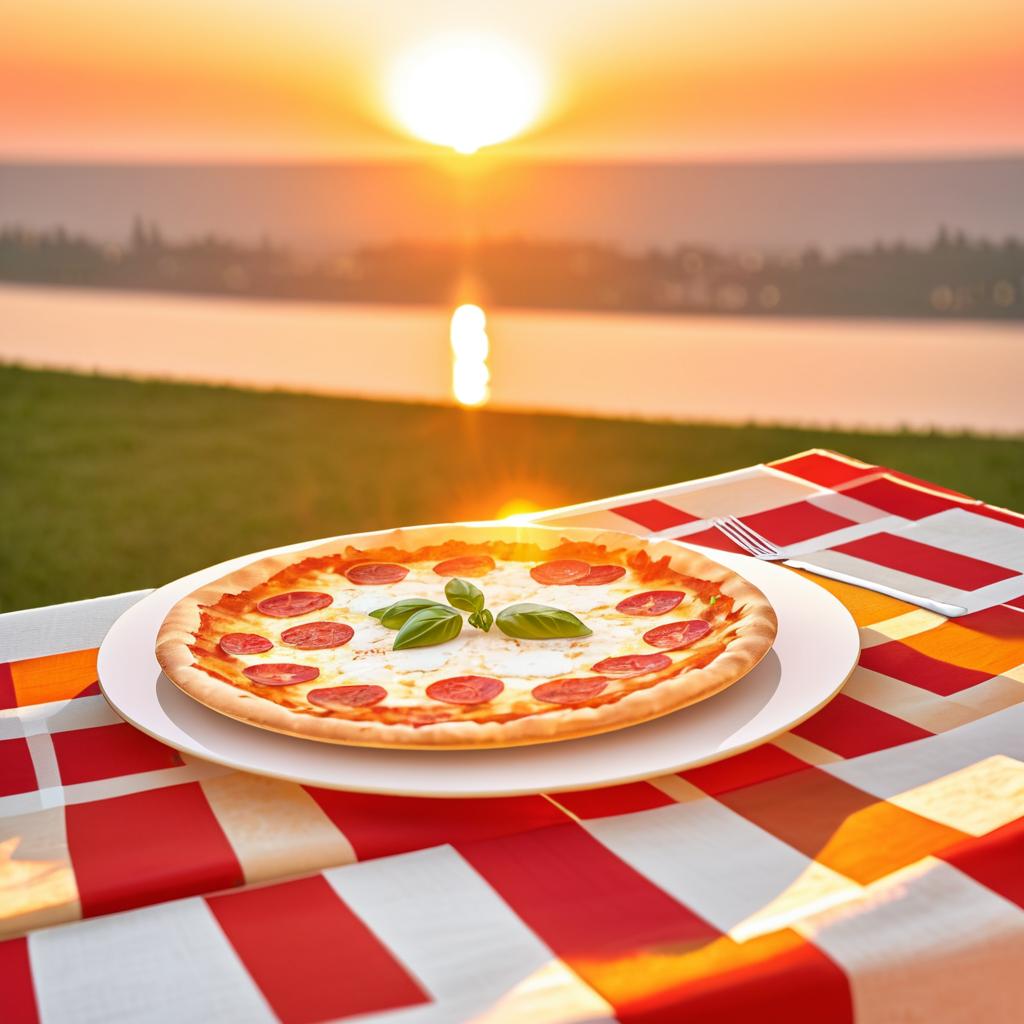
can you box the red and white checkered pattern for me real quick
[1,450,1022,1023]
[544,451,1024,615]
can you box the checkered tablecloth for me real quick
[2,449,1022,1023]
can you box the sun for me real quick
[389,33,544,155]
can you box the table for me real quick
[2,449,1023,1023]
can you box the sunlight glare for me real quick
[497,498,542,523]
[389,34,544,154]
[451,303,490,406]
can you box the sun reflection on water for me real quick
[451,303,491,406]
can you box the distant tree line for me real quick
[0,217,1021,319]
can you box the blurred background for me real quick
[2,0,1022,610]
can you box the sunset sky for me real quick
[4,0,1023,162]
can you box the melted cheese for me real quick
[206,557,732,719]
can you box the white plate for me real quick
[98,539,858,797]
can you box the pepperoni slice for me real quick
[530,560,591,585]
[433,555,496,577]
[280,621,354,650]
[426,675,504,705]
[346,563,409,585]
[242,663,320,686]
[218,632,273,655]
[616,591,685,616]
[576,564,627,586]
[591,653,673,676]
[532,676,608,705]
[308,685,387,709]
[643,620,712,651]
[256,591,333,618]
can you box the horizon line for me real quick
[2,150,1024,170]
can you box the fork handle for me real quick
[784,560,969,617]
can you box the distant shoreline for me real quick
[4,277,1024,324]
[5,212,1023,320]
[2,269,1022,323]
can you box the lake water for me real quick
[2,283,1022,434]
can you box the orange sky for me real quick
[3,0,1023,162]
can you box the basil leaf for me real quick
[496,603,592,640]
[445,578,485,614]
[393,605,463,650]
[468,608,494,633]
[371,598,446,629]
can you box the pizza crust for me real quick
[156,523,777,749]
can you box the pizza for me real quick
[156,524,777,749]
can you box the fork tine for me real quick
[709,518,745,549]
[723,516,780,556]
[711,518,773,556]
[728,518,781,556]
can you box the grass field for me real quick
[2,363,1022,612]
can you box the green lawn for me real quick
[2,364,1022,612]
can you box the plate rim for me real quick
[98,527,859,797]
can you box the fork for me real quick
[708,515,968,616]
[710,516,785,559]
